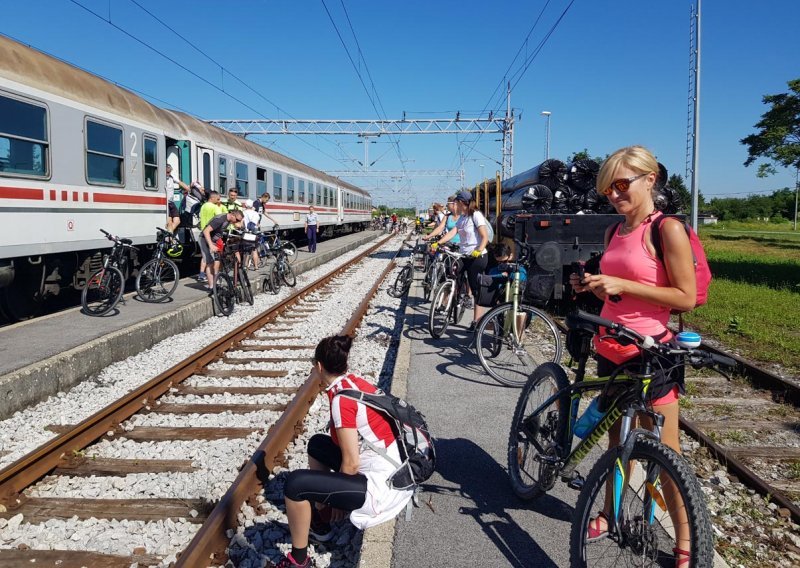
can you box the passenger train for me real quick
[0,35,372,321]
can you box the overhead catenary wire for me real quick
[67,0,354,169]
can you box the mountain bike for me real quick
[388,239,425,298]
[81,229,135,316]
[261,237,297,294]
[508,310,735,568]
[213,232,254,316]
[474,243,562,387]
[135,227,180,303]
[422,239,457,303]
[427,247,468,338]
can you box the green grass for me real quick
[683,229,800,374]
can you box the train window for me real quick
[143,135,158,190]
[333,189,338,208]
[273,171,283,201]
[308,182,314,205]
[257,167,267,197]
[316,184,321,205]
[202,152,211,189]
[219,156,228,194]
[287,176,295,202]
[86,119,123,185]
[298,179,305,204]
[235,160,248,196]
[0,94,49,178]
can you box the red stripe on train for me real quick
[93,193,166,205]
[0,187,45,200]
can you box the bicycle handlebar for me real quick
[570,310,737,373]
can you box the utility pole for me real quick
[794,166,799,231]
[689,0,702,231]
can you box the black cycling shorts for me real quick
[283,434,367,511]
[461,254,489,297]
[168,201,179,219]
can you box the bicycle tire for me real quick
[135,258,179,303]
[270,263,282,293]
[81,266,124,316]
[261,273,273,294]
[281,242,298,264]
[281,263,297,287]
[475,303,563,387]
[239,267,254,305]
[428,280,453,338]
[390,265,412,297]
[569,437,714,568]
[451,277,468,325]
[213,272,236,316]
[507,363,570,500]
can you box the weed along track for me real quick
[0,236,404,567]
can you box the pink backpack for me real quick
[650,214,711,311]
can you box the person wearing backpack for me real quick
[569,145,697,567]
[278,335,413,568]
[432,189,490,331]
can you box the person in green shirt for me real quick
[197,191,224,282]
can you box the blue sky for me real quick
[3,1,798,208]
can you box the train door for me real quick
[337,187,344,224]
[197,146,214,191]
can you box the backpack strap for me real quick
[650,214,668,261]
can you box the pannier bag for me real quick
[334,389,436,491]
[475,273,503,308]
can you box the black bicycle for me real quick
[135,228,180,303]
[428,247,468,338]
[81,229,135,316]
[508,311,735,567]
[213,232,254,316]
[388,239,423,298]
[261,237,296,294]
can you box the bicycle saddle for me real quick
[120,238,133,245]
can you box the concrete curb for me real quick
[357,267,419,568]
[0,232,379,419]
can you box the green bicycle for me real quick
[508,310,735,567]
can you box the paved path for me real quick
[391,277,585,568]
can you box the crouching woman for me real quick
[277,335,413,568]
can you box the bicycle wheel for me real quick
[389,265,412,297]
[570,437,713,568]
[280,263,297,287]
[428,280,453,338]
[261,273,274,294]
[81,266,124,316]
[451,277,468,325]
[135,258,179,302]
[281,242,298,264]
[270,263,282,294]
[507,363,570,500]
[475,303,563,387]
[425,262,444,302]
[238,267,254,305]
[213,272,236,316]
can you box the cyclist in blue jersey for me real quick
[422,196,460,244]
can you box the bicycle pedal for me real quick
[567,475,585,491]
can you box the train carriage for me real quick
[0,35,371,321]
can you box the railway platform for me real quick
[361,264,731,568]
[0,230,381,420]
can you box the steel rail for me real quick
[175,243,404,566]
[0,235,392,505]
[680,416,800,524]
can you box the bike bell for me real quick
[675,331,702,349]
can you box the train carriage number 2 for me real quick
[129,132,139,190]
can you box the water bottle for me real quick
[675,331,702,349]
[574,397,604,439]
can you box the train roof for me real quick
[0,35,367,196]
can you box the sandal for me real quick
[673,547,691,567]
[586,511,609,542]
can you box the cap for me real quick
[454,189,472,203]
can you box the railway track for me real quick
[551,317,800,525]
[0,234,403,567]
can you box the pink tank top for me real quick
[598,215,670,337]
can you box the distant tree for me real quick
[567,149,606,164]
[740,79,800,175]
[667,173,705,213]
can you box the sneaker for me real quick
[275,552,314,568]
[196,273,207,282]
[309,506,334,543]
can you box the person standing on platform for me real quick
[196,191,224,283]
[305,206,318,253]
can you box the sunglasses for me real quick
[601,173,648,196]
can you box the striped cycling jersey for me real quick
[326,373,396,453]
